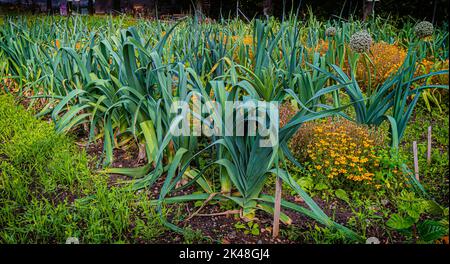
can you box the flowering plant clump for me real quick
[52,39,82,50]
[356,42,407,88]
[279,102,298,128]
[228,35,254,63]
[325,26,337,37]
[349,30,372,53]
[414,21,434,39]
[289,117,389,188]
[415,59,449,85]
[305,39,329,56]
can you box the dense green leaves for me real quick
[1,14,447,242]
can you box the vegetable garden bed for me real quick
[0,14,448,244]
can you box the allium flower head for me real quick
[349,30,372,53]
[414,21,434,38]
[325,26,337,37]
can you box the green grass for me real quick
[278,97,449,243]
[401,99,449,205]
[0,13,447,244]
[0,95,167,243]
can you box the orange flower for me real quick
[356,42,406,88]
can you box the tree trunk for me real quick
[263,0,272,17]
[432,0,438,23]
[195,0,203,21]
[47,0,52,13]
[127,0,133,13]
[196,0,202,13]
[31,0,37,15]
[88,0,94,15]
[112,0,121,13]
[362,0,375,21]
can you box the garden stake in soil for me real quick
[413,141,420,182]
[272,176,282,238]
[0,11,448,246]
[427,126,432,165]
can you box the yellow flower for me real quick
[288,116,383,186]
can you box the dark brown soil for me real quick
[72,134,411,244]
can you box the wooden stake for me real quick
[427,126,432,165]
[272,176,282,238]
[413,141,420,182]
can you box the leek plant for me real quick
[311,50,448,149]
[1,14,447,243]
